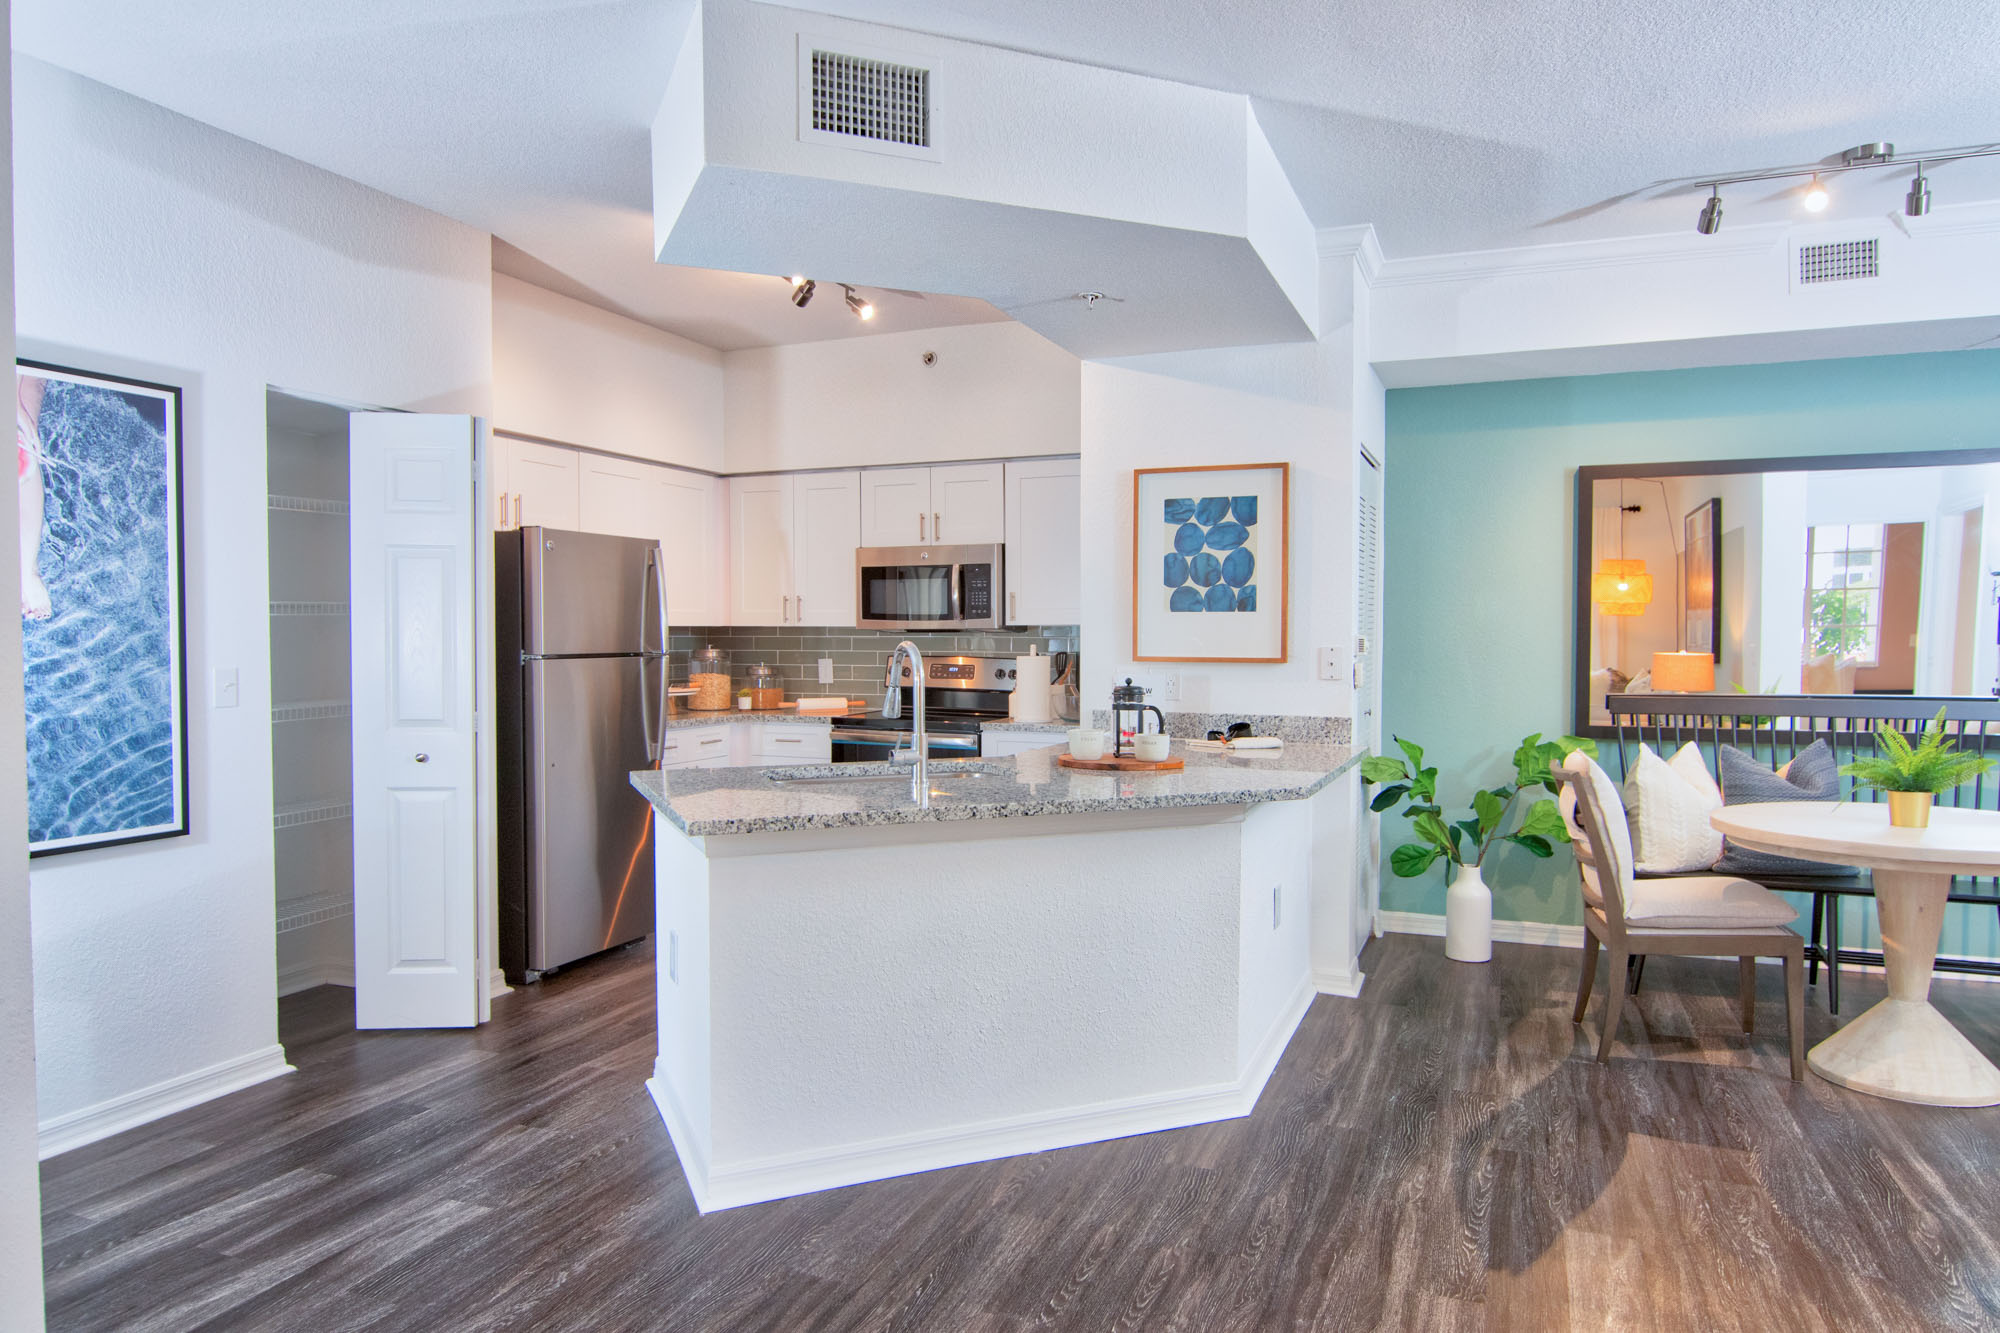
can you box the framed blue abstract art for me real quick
[17,359,188,855]
[1132,462,1288,662]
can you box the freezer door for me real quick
[522,527,660,656]
[525,655,657,971]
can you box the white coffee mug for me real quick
[1134,732,1171,762]
[1067,728,1107,761]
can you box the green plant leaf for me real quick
[1472,788,1505,835]
[1447,823,1464,856]
[1517,799,1571,843]
[1556,735,1598,758]
[1395,737,1425,771]
[1413,811,1455,853]
[1503,833,1554,858]
[1359,755,1410,785]
[1413,766,1439,802]
[1456,818,1484,852]
[1390,843,1441,878]
[1369,784,1410,812]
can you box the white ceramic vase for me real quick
[1445,862,1493,963]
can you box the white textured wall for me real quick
[723,322,1080,472]
[493,273,725,471]
[15,56,492,1141]
[0,14,50,1328]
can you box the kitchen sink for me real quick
[765,765,995,787]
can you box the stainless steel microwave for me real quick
[855,543,1005,630]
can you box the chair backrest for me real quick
[1551,755,1631,933]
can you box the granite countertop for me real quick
[661,705,867,730]
[630,740,1363,836]
[980,719,1074,733]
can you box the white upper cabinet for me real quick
[577,455,727,628]
[575,453,655,539]
[930,463,1006,545]
[730,471,860,627]
[495,436,580,531]
[1005,459,1082,626]
[859,463,1004,546]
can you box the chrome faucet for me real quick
[882,640,929,807]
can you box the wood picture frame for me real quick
[17,358,189,855]
[1132,462,1288,663]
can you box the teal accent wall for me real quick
[1382,349,2000,955]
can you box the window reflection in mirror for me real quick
[1576,453,2000,732]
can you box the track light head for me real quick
[842,284,875,320]
[1696,188,1723,235]
[1802,174,1830,213]
[790,277,816,308]
[1906,166,1932,217]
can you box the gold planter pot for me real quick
[1886,790,1934,829]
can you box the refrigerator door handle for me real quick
[640,545,666,763]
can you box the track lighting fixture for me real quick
[790,276,816,308]
[1695,187,1723,235]
[1684,138,2000,236]
[785,276,881,321]
[841,284,875,321]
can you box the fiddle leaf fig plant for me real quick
[1360,733,1599,879]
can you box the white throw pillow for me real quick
[1622,742,1724,874]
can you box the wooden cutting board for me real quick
[1057,753,1185,772]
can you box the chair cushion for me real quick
[1623,742,1724,874]
[1559,750,1632,910]
[1622,874,1800,930]
[1713,740,1860,878]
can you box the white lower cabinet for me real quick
[742,722,831,764]
[980,730,1067,758]
[659,724,733,769]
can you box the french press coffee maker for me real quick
[1110,677,1167,759]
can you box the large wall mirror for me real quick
[1574,449,2000,735]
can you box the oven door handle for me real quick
[831,727,980,753]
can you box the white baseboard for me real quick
[39,1045,295,1160]
[277,960,354,997]
[650,982,1316,1214]
[1378,909,1587,949]
[488,968,513,1000]
[1314,965,1367,997]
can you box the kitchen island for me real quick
[631,741,1367,1211]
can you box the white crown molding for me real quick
[654,978,1316,1213]
[39,1045,295,1159]
[1316,223,1383,285]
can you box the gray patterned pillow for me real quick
[1713,740,1860,877]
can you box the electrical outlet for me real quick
[1162,672,1182,703]
[1318,647,1340,681]
[818,657,834,685]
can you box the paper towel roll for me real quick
[1010,650,1052,722]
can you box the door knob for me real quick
[414,753,430,763]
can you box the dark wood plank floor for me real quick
[39,934,2000,1331]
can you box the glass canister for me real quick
[687,645,733,711]
[745,662,784,711]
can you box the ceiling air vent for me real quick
[1798,238,1879,285]
[799,39,940,162]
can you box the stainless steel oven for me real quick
[855,543,1005,630]
[829,653,1019,762]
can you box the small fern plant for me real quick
[1840,707,1996,795]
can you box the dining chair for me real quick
[1553,753,1806,1081]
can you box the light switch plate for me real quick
[212,666,240,709]
[818,657,835,684]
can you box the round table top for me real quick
[1710,800,2000,878]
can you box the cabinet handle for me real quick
[919,513,926,541]
[796,594,804,622]
[496,492,506,529]
[934,512,941,539]
[700,737,725,746]
[513,494,522,527]
[774,737,802,744]
[1010,591,1018,622]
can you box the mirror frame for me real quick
[1572,446,2000,739]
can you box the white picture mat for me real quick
[1134,464,1286,662]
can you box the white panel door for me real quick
[859,467,931,546]
[931,463,1005,544]
[730,473,795,624]
[576,452,656,539]
[350,413,480,1029]
[793,470,861,627]
[657,466,726,627]
[1003,459,1081,625]
[502,437,579,530]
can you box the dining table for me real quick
[1711,799,2000,1107]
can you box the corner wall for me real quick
[15,56,493,1149]
[1382,349,2000,945]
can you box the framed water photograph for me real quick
[17,359,188,855]
[1133,462,1288,662]
[1685,497,1720,660]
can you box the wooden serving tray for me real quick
[1057,753,1185,772]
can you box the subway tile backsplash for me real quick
[669,625,1080,697]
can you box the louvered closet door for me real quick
[1356,446,1385,941]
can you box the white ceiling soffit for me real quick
[652,0,1320,358]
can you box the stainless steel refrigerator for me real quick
[496,526,668,982]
